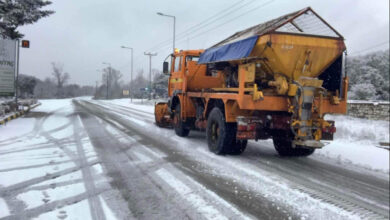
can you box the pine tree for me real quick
[0,0,54,39]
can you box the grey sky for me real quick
[18,0,389,86]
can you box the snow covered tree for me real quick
[347,49,389,101]
[152,70,168,98]
[33,77,56,98]
[349,83,376,100]
[0,0,54,39]
[18,74,37,98]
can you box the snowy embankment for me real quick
[108,98,390,173]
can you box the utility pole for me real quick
[144,52,157,100]
[96,69,101,98]
[15,39,20,106]
[15,39,30,107]
[121,46,134,102]
[95,81,98,97]
[102,62,111,99]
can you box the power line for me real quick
[131,0,275,71]
[350,41,389,55]
[152,0,275,53]
[177,0,258,41]
[145,0,250,51]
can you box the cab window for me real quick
[174,56,182,72]
[185,56,199,67]
[186,56,199,62]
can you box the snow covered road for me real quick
[0,98,389,220]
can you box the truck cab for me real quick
[165,50,225,96]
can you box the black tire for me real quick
[272,137,315,157]
[173,104,190,137]
[229,139,248,155]
[206,107,236,155]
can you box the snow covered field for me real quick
[0,98,388,219]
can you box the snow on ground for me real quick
[317,114,390,173]
[0,197,10,218]
[107,98,161,114]
[33,199,92,220]
[0,98,119,219]
[105,98,390,173]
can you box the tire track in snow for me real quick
[155,168,229,220]
[88,101,155,123]
[0,159,100,195]
[73,115,105,220]
[96,101,154,117]
[1,184,109,220]
[155,167,253,220]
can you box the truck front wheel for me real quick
[206,107,236,155]
[272,137,315,157]
[173,104,190,137]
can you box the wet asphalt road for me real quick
[74,100,389,220]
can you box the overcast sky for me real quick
[18,0,389,86]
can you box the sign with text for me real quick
[122,89,129,96]
[0,38,17,96]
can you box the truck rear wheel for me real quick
[206,107,236,155]
[173,104,190,137]
[272,137,315,157]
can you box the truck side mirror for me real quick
[163,61,169,74]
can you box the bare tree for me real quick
[51,62,70,98]
[51,63,69,88]
[99,66,123,99]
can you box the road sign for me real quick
[0,38,17,96]
[21,40,30,48]
[123,89,129,96]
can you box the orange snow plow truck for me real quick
[155,7,348,156]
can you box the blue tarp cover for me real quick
[198,35,258,64]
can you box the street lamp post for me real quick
[144,52,157,100]
[121,46,134,102]
[157,12,176,54]
[102,62,111,99]
[95,69,102,98]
